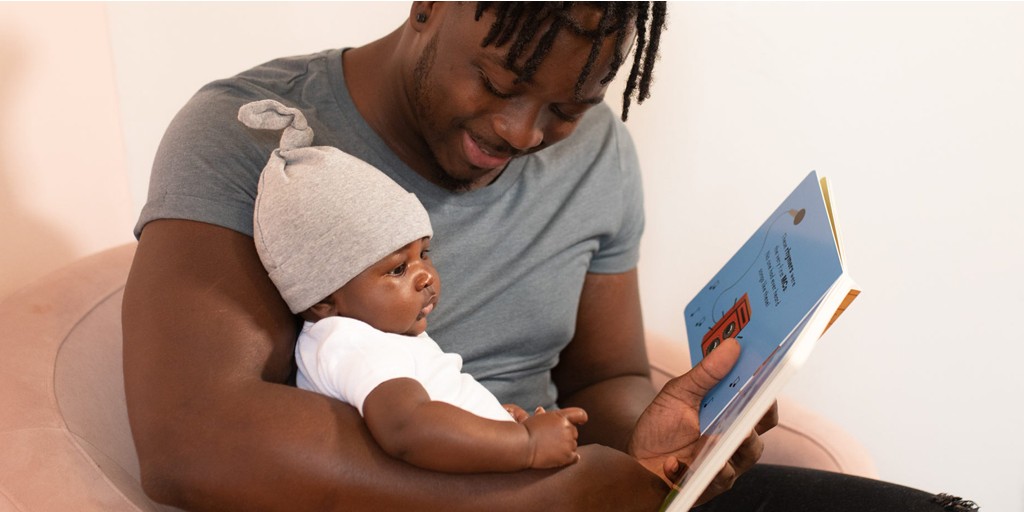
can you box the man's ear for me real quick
[409,2,439,31]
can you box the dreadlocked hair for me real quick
[474,2,667,121]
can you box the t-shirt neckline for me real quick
[326,48,526,207]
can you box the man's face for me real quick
[406,4,632,190]
[325,238,440,337]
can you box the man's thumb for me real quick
[665,338,741,406]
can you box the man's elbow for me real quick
[137,461,187,507]
[132,436,198,507]
[131,422,215,509]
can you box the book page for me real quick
[664,171,860,512]
[684,171,845,431]
[819,176,846,265]
[663,272,857,512]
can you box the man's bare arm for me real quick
[553,270,775,501]
[553,269,654,450]
[122,220,666,511]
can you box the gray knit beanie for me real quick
[238,99,432,314]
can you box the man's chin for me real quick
[429,165,481,192]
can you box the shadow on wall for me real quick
[0,29,77,299]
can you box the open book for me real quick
[661,171,860,512]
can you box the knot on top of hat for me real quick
[237,99,314,150]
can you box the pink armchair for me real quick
[0,243,875,511]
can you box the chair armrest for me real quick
[0,243,185,512]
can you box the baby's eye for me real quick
[420,249,431,260]
[387,263,407,276]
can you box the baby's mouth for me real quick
[418,294,438,320]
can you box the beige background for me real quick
[2,3,1021,511]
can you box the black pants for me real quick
[693,465,978,512]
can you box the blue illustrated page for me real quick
[684,171,844,432]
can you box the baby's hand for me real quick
[522,407,588,469]
[503,404,530,423]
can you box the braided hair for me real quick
[474,2,667,121]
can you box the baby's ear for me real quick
[304,296,338,321]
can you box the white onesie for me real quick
[296,316,514,422]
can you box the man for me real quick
[123,3,946,511]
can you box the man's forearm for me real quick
[135,383,666,511]
[559,374,657,451]
[551,270,654,452]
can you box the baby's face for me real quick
[326,237,440,336]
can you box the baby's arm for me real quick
[363,377,587,473]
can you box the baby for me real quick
[238,99,587,472]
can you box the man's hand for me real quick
[627,338,778,504]
[523,407,588,469]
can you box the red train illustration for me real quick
[701,293,752,357]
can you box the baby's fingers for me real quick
[553,407,588,426]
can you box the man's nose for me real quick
[493,103,545,151]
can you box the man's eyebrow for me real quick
[483,52,520,76]
[482,52,605,105]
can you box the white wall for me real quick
[626,5,1024,510]
[105,2,411,218]
[2,2,1019,511]
[0,3,134,298]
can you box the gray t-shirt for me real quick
[136,48,645,409]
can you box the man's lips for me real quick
[462,131,511,169]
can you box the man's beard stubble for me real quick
[411,34,476,192]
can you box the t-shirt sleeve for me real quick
[295,319,420,416]
[586,114,646,275]
[134,86,281,239]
